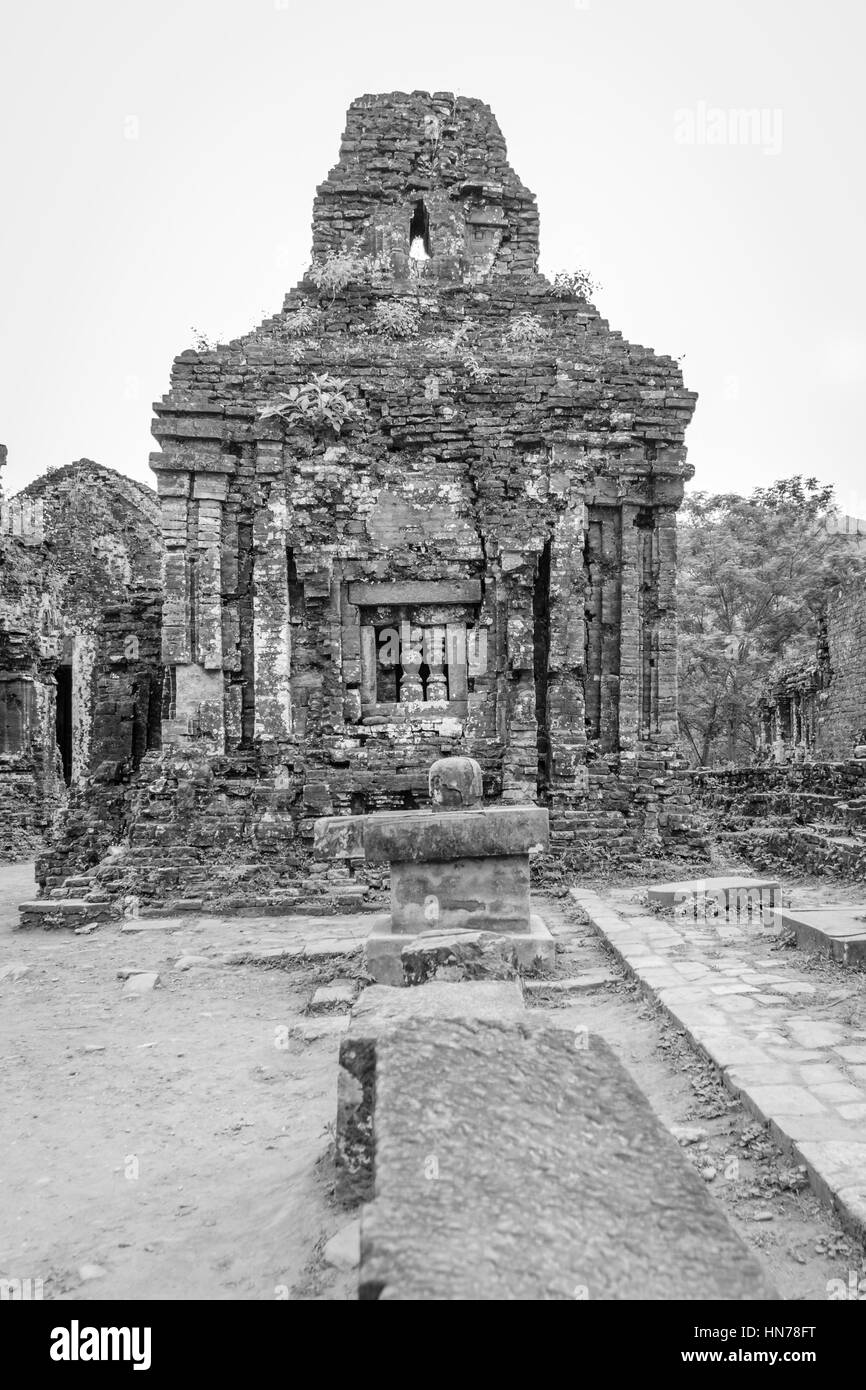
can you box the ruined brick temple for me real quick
[34,92,699,911]
[0,451,162,863]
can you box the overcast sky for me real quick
[1,0,863,514]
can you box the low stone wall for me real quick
[691,763,866,880]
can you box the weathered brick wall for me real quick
[816,582,866,758]
[691,763,866,879]
[111,91,698,910]
[0,457,163,861]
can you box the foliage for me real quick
[258,374,355,434]
[370,300,420,338]
[462,353,493,382]
[677,477,866,766]
[282,306,321,337]
[507,313,548,348]
[309,250,389,301]
[548,269,599,300]
[189,326,219,351]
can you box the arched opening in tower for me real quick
[409,199,431,260]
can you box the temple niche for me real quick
[40,92,698,912]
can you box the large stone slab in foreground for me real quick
[359,1019,778,1300]
[774,905,866,966]
[337,981,525,1203]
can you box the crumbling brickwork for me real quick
[0,455,163,861]
[692,763,866,880]
[758,579,866,763]
[77,92,698,911]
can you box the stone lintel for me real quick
[359,805,549,863]
[348,579,482,607]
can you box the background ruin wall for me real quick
[0,457,163,862]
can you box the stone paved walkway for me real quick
[571,885,866,1240]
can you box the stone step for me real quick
[774,905,866,966]
[17,899,117,930]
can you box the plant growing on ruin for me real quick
[462,353,493,383]
[309,250,389,301]
[310,250,367,300]
[282,305,321,336]
[258,373,356,434]
[548,269,599,301]
[189,326,220,351]
[507,313,548,348]
[370,300,420,338]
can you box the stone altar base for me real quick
[365,912,555,986]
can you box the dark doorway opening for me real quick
[55,664,73,785]
[409,199,431,258]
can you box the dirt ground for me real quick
[2,857,864,1301]
[0,862,356,1301]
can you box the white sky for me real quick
[1,0,864,513]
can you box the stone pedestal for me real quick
[314,757,555,985]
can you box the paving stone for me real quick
[310,982,357,1012]
[121,972,160,997]
[121,919,182,934]
[746,1085,827,1117]
[714,995,757,1014]
[296,1016,350,1041]
[358,1020,777,1300]
[323,1219,361,1270]
[800,1064,850,1086]
[835,1046,866,1065]
[813,1082,864,1104]
[304,940,359,960]
[786,1019,845,1049]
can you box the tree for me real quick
[677,477,866,766]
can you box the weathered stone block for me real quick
[357,1019,778,1300]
